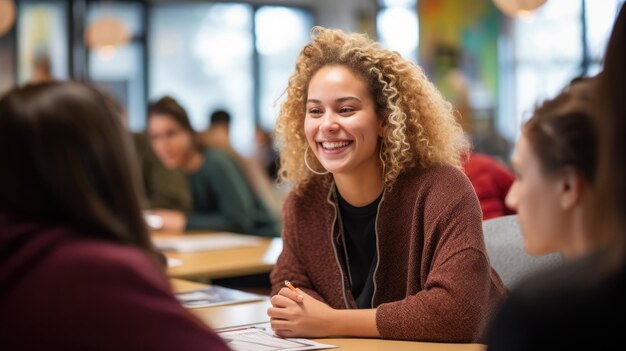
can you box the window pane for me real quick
[150,3,254,154]
[17,0,68,84]
[514,0,582,62]
[256,6,314,130]
[586,0,624,60]
[377,7,419,62]
[379,0,416,8]
[87,2,145,131]
[504,0,582,141]
[516,62,579,117]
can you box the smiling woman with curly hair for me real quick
[268,27,506,342]
[276,28,468,189]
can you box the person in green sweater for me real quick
[131,132,192,213]
[97,88,192,213]
[146,96,280,237]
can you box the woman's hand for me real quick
[267,287,337,338]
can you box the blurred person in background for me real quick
[147,96,279,237]
[198,109,231,151]
[434,44,515,220]
[132,131,193,213]
[30,50,54,84]
[199,109,284,221]
[254,124,280,181]
[100,89,192,213]
[0,82,229,350]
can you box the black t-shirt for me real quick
[337,191,383,308]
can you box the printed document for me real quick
[176,286,266,308]
[218,327,336,351]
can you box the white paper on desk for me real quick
[176,286,266,308]
[166,257,183,267]
[152,233,263,252]
[218,327,336,351]
[262,238,283,264]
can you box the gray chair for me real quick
[483,215,562,289]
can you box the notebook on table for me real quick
[218,324,337,351]
[176,285,266,308]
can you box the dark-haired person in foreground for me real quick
[0,82,229,350]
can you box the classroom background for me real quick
[1,0,623,165]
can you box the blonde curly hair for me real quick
[275,26,468,191]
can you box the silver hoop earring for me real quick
[379,143,386,177]
[304,145,329,175]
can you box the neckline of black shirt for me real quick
[336,190,383,216]
[336,189,383,309]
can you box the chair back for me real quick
[483,215,562,288]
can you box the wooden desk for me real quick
[172,279,272,329]
[319,339,484,351]
[171,279,486,351]
[155,232,282,280]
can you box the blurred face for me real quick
[506,133,568,255]
[148,114,194,169]
[304,65,383,177]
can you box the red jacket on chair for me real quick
[462,153,516,220]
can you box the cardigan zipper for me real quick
[336,209,353,287]
[370,189,386,308]
[327,186,351,309]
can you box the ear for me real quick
[558,167,586,210]
[377,119,387,138]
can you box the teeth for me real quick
[321,141,351,149]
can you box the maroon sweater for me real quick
[0,213,229,350]
[271,164,506,342]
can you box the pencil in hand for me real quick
[284,280,304,301]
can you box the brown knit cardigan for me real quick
[270,164,506,342]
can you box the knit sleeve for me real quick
[376,169,505,342]
[269,193,326,302]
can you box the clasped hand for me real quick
[267,287,337,338]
